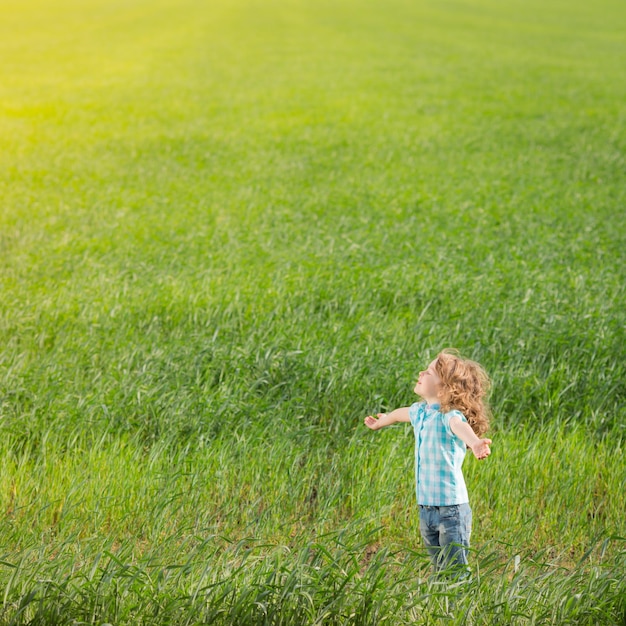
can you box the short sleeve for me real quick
[442,409,467,437]
[409,402,425,426]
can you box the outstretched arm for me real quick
[364,407,411,430]
[449,416,492,459]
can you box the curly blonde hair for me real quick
[434,349,491,437]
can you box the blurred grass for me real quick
[1,0,625,622]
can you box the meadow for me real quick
[1,0,625,623]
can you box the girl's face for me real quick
[414,358,442,403]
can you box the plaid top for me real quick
[409,401,469,506]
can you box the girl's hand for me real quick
[364,413,386,430]
[470,438,492,460]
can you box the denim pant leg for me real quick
[419,504,472,575]
[419,506,442,567]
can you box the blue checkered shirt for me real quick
[409,401,469,506]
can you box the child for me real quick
[364,349,492,578]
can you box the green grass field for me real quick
[1,0,625,623]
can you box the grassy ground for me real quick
[1,0,625,623]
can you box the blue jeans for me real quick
[419,503,472,577]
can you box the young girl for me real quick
[364,349,492,578]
